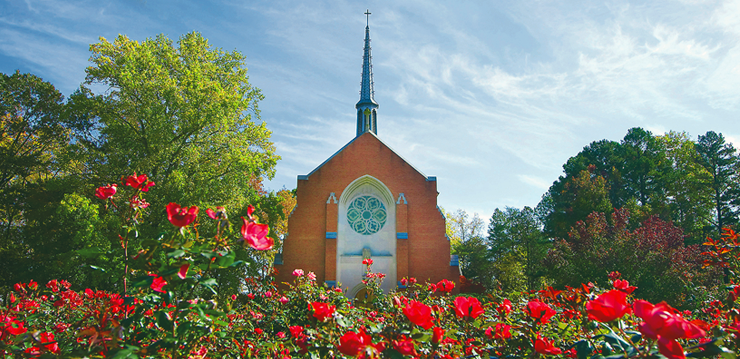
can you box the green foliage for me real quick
[451,235,489,284]
[0,72,92,293]
[72,31,279,224]
[546,169,613,239]
[0,71,71,189]
[544,208,721,308]
[542,127,739,246]
[444,208,490,284]
[695,130,740,238]
[657,131,714,244]
[487,206,550,292]
[0,31,282,293]
[620,127,670,207]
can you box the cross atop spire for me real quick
[356,10,379,137]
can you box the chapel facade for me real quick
[274,14,459,297]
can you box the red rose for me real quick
[432,327,445,344]
[453,296,485,320]
[403,300,434,329]
[634,300,705,341]
[150,275,167,293]
[289,325,304,338]
[586,290,632,322]
[634,300,706,359]
[526,300,557,324]
[658,338,685,359]
[338,330,383,357]
[177,264,190,280]
[486,323,511,340]
[435,279,455,293]
[613,279,637,294]
[206,206,226,220]
[241,217,272,250]
[94,184,117,200]
[392,337,418,356]
[2,316,27,336]
[124,173,154,192]
[497,299,512,316]
[166,202,198,228]
[310,302,336,322]
[534,335,562,356]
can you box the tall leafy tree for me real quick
[0,71,85,290]
[0,72,68,188]
[657,131,714,244]
[543,127,682,239]
[443,209,488,283]
[487,207,549,292]
[545,169,613,239]
[695,131,740,237]
[65,32,281,292]
[620,127,669,208]
[72,32,279,218]
[560,139,626,207]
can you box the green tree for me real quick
[620,127,670,208]
[487,207,549,292]
[0,71,70,235]
[443,209,488,283]
[72,32,279,219]
[0,71,85,291]
[545,169,613,239]
[559,139,626,207]
[657,131,714,244]
[56,32,282,291]
[695,131,740,238]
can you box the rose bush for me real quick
[0,174,738,358]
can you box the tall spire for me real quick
[356,9,379,137]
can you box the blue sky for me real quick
[1,0,738,219]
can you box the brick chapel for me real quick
[274,13,459,297]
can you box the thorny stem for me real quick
[617,324,644,357]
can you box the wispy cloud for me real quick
[1,0,737,217]
[518,174,553,191]
[0,28,88,90]
[0,17,96,44]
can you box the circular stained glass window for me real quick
[347,195,387,235]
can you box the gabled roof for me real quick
[298,131,434,181]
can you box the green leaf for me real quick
[569,339,594,359]
[383,349,405,359]
[686,340,736,358]
[107,346,141,359]
[215,251,236,267]
[156,311,173,331]
[176,322,192,337]
[200,278,217,287]
[131,276,153,288]
[89,265,106,272]
[412,332,431,343]
[336,315,350,328]
[199,278,218,295]
[167,249,186,258]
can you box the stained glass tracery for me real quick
[347,195,386,235]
